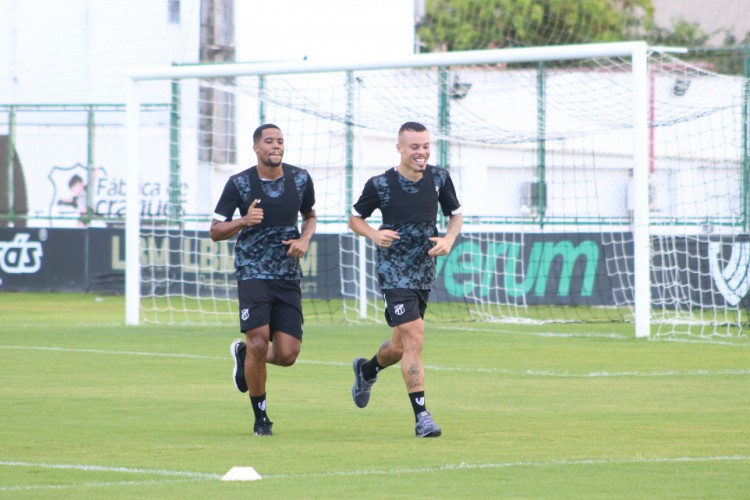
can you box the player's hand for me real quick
[427,236,453,257]
[373,230,400,248]
[242,199,264,226]
[282,237,310,259]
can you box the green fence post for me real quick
[438,66,450,171]
[86,106,96,226]
[6,106,15,226]
[537,62,547,229]
[258,75,265,124]
[169,80,182,227]
[345,71,354,214]
[743,46,750,231]
[437,66,451,229]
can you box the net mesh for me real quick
[133,48,749,336]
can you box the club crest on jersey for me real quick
[394,303,405,316]
[241,309,250,321]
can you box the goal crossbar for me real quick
[128,41,650,81]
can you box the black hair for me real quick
[253,123,282,144]
[68,174,84,188]
[398,121,428,134]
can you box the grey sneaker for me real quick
[415,411,442,438]
[351,357,377,408]
[230,339,248,393]
[253,418,273,436]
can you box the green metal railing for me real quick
[1,103,171,226]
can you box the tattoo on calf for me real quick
[407,363,422,389]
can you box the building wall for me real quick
[652,0,750,44]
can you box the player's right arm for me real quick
[348,214,400,248]
[210,199,264,242]
[349,178,399,248]
[210,178,264,242]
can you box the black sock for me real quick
[361,355,383,381]
[250,394,269,422]
[409,391,427,418]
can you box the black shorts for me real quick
[237,279,303,340]
[382,288,430,327]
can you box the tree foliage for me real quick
[646,18,710,47]
[417,0,655,52]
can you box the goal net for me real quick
[125,42,750,337]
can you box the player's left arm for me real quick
[428,169,462,257]
[283,173,317,258]
[428,212,462,257]
[283,209,317,258]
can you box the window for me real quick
[168,0,180,24]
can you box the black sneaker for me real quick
[230,339,248,393]
[415,411,442,438]
[351,357,377,408]
[253,418,273,436]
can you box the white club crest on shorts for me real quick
[394,303,405,316]
[241,309,250,321]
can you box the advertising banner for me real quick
[1,228,745,309]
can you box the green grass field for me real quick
[1,293,749,498]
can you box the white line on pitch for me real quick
[300,359,750,378]
[434,325,750,346]
[1,344,748,378]
[0,460,221,480]
[434,325,629,339]
[3,455,747,486]
[261,455,750,480]
[0,345,221,360]
[421,365,750,377]
[0,478,202,493]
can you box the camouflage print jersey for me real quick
[352,165,461,290]
[213,164,315,280]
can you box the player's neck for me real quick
[257,163,283,180]
[396,164,423,182]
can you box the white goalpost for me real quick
[124,41,749,338]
